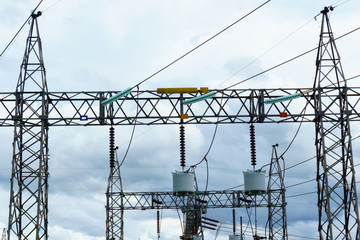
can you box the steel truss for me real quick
[116,190,267,210]
[313,7,359,239]
[7,12,49,240]
[4,6,360,240]
[115,189,279,239]
[267,145,288,240]
[0,87,360,127]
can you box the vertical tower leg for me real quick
[8,12,49,240]
[313,7,359,239]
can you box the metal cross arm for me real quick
[1,87,360,127]
[113,190,270,211]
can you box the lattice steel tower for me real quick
[7,12,49,240]
[4,5,360,240]
[313,6,359,239]
[267,144,287,240]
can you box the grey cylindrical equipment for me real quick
[229,235,241,240]
[172,171,195,196]
[243,170,266,195]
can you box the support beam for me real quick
[115,190,267,210]
[0,88,360,126]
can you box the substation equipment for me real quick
[1,6,359,240]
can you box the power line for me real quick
[216,13,319,88]
[287,191,317,199]
[42,0,66,12]
[221,25,360,90]
[224,133,360,191]
[286,178,315,189]
[131,0,271,90]
[119,87,140,168]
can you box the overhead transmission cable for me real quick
[221,24,360,91]
[41,0,66,13]
[216,12,320,88]
[225,133,360,191]
[287,191,317,199]
[130,3,360,92]
[130,0,271,90]
[286,178,316,189]
[332,0,351,8]
[0,0,44,61]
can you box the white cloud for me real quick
[49,225,104,240]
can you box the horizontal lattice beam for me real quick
[1,87,360,126]
[116,190,271,210]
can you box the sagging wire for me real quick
[220,25,360,91]
[187,92,226,199]
[0,0,44,61]
[129,4,360,93]
[258,101,309,173]
[216,12,320,89]
[119,86,140,167]
[279,102,308,159]
[285,133,360,172]
[130,0,271,91]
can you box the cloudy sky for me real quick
[1,0,360,239]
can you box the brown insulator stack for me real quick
[109,126,115,169]
[249,124,256,167]
[180,125,186,168]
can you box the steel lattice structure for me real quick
[0,87,360,127]
[7,12,49,240]
[118,190,265,210]
[313,7,359,239]
[267,145,288,240]
[3,6,360,240]
[106,162,124,240]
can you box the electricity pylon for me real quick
[267,144,287,240]
[7,11,49,240]
[313,6,359,239]
[3,6,360,240]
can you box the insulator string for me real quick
[249,124,256,169]
[180,125,186,169]
[109,126,115,169]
